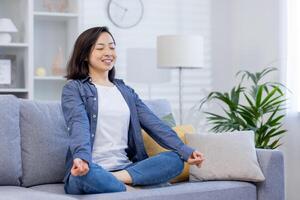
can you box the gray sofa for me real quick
[0,95,285,200]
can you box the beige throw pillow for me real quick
[186,131,265,182]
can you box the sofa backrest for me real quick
[20,99,69,187]
[0,95,22,186]
[0,95,174,187]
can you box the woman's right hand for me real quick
[71,158,89,176]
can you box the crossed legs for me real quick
[65,151,184,194]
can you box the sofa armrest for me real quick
[256,149,285,200]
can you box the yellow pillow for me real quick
[142,125,195,183]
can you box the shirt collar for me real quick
[80,76,119,85]
[81,76,92,83]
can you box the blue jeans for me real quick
[64,151,184,194]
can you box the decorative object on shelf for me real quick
[157,35,204,124]
[198,67,287,149]
[0,18,18,43]
[35,67,47,77]
[51,47,65,76]
[56,0,68,12]
[0,55,16,88]
[43,0,68,12]
[107,0,144,29]
[126,48,171,99]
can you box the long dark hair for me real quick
[65,26,116,81]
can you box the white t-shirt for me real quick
[92,84,132,171]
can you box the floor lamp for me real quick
[126,48,171,99]
[157,35,204,124]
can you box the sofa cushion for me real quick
[0,186,76,200]
[30,184,67,195]
[20,100,69,187]
[29,181,256,200]
[79,181,256,200]
[0,95,22,186]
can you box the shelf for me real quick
[34,11,78,21]
[0,43,29,48]
[0,88,28,93]
[34,76,66,81]
[0,0,80,100]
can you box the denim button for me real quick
[93,114,96,118]
[91,134,95,138]
[93,97,97,101]
[67,127,70,131]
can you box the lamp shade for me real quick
[0,18,18,33]
[126,48,170,84]
[157,35,204,68]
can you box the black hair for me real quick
[65,26,116,81]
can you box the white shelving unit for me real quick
[33,0,80,101]
[0,0,30,99]
[0,0,81,100]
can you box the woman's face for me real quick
[88,32,116,73]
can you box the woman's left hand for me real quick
[187,151,205,168]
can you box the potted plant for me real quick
[198,67,287,149]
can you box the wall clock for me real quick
[107,0,144,29]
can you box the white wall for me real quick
[80,0,212,124]
[210,0,236,92]
[211,0,281,91]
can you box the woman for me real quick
[61,26,205,194]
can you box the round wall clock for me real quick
[107,0,144,29]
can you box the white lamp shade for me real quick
[126,48,171,84]
[157,35,204,68]
[0,18,18,33]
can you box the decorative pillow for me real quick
[142,125,195,183]
[186,131,265,182]
[161,113,176,127]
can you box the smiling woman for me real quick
[61,26,204,195]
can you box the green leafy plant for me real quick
[199,67,287,149]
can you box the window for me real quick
[287,0,300,112]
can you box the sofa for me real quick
[0,95,285,200]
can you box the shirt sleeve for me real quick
[61,81,92,165]
[125,83,195,161]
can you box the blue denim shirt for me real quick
[61,77,195,182]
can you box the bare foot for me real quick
[112,170,133,184]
